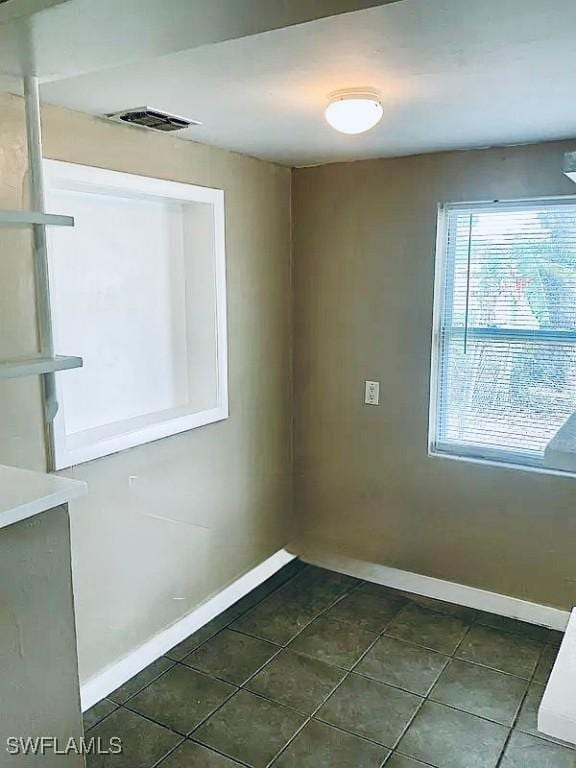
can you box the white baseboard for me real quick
[539,608,576,745]
[81,544,571,714]
[299,548,570,632]
[80,548,296,712]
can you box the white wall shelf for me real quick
[0,209,74,228]
[0,78,82,446]
[0,354,83,379]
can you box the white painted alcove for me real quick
[44,160,228,469]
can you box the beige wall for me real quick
[0,93,293,683]
[293,141,576,611]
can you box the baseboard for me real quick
[81,544,571,713]
[80,548,296,712]
[299,548,570,632]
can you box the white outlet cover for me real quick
[365,380,380,405]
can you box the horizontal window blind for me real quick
[431,199,576,470]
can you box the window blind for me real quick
[431,199,576,471]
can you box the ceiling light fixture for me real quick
[325,89,383,135]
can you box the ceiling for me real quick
[32,0,576,166]
[0,0,68,24]
[0,0,398,81]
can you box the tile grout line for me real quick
[257,578,370,766]
[494,639,553,768]
[390,616,485,766]
[186,571,364,767]
[127,675,240,738]
[340,600,430,753]
[229,573,365,694]
[424,612,513,768]
[179,639,285,691]
[249,581,392,766]
[120,694,224,740]
[243,580,364,648]
[278,593,430,760]
[264,649,390,767]
[149,736,186,768]
[107,658,179,708]
[267,590,481,761]
[187,735,253,768]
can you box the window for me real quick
[430,198,576,475]
[45,160,228,469]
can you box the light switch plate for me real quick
[364,380,380,405]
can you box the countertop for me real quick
[0,463,87,529]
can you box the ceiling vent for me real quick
[105,107,201,133]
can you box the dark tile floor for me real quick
[84,562,574,768]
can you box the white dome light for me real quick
[325,90,383,135]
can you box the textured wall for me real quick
[0,92,293,683]
[293,140,576,610]
[0,505,83,765]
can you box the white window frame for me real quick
[428,195,576,479]
[45,160,228,469]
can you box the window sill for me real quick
[428,447,576,482]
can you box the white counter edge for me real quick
[539,607,576,746]
[0,464,87,530]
